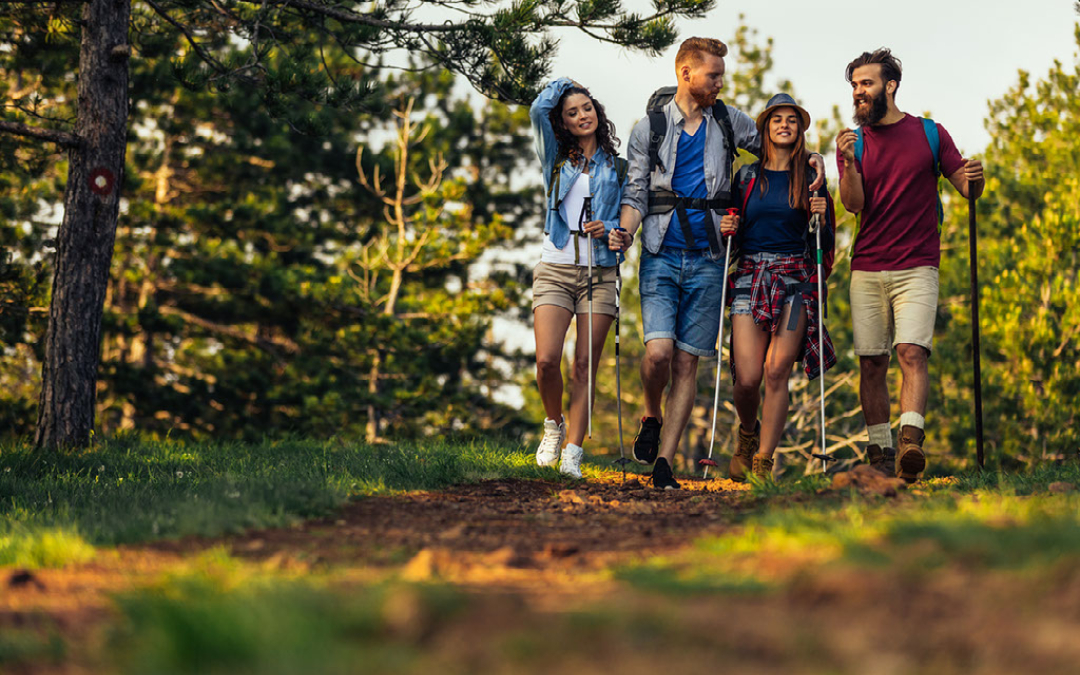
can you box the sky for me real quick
[544,0,1079,160]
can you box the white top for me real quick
[542,172,591,266]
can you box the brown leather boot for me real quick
[896,425,926,483]
[728,421,760,482]
[751,454,774,482]
[866,444,897,478]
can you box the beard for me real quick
[690,84,718,109]
[853,88,888,126]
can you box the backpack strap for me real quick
[738,162,759,215]
[711,100,737,171]
[921,117,944,226]
[647,110,666,174]
[614,157,629,186]
[921,117,941,177]
[547,156,567,202]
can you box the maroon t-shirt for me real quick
[837,114,964,272]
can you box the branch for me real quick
[142,0,228,74]
[0,120,80,148]
[158,305,300,358]
[249,0,470,33]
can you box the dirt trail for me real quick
[2,475,754,629]
[7,475,1080,674]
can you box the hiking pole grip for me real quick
[968,192,985,469]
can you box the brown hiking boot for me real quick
[728,421,761,482]
[896,425,926,483]
[866,444,897,478]
[751,454,774,482]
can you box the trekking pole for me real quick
[585,196,594,439]
[968,192,985,468]
[699,208,738,479]
[611,227,631,482]
[807,188,834,472]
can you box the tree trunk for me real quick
[35,0,131,449]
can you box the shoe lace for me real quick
[652,460,672,485]
[642,419,661,444]
[539,425,562,455]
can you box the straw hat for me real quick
[756,93,811,133]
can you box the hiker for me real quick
[724,94,837,482]
[608,37,824,490]
[529,77,628,480]
[836,48,984,482]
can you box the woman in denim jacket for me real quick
[529,77,628,479]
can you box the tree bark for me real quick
[35,0,131,449]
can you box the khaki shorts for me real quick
[532,261,618,317]
[850,267,939,355]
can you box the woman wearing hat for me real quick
[722,93,837,482]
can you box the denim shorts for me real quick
[639,247,727,358]
[730,252,800,316]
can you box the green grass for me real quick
[0,436,550,567]
[0,629,65,670]
[108,572,464,675]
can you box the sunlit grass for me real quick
[621,478,1080,594]
[0,524,95,568]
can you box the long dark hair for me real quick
[759,110,809,212]
[548,86,620,167]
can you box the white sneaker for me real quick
[559,444,584,479]
[536,417,565,467]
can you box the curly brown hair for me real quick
[548,86,620,167]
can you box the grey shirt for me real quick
[621,99,760,259]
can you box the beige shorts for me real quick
[532,262,618,317]
[850,267,939,355]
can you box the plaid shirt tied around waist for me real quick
[728,254,836,381]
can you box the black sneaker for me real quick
[651,457,680,491]
[633,417,662,465]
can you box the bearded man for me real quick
[835,48,984,482]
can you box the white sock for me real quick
[564,443,584,456]
[899,412,925,430]
[868,423,893,449]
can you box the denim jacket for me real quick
[531,77,627,267]
[620,98,760,261]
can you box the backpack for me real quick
[736,163,836,281]
[852,117,944,233]
[645,86,736,175]
[546,155,629,202]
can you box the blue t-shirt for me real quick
[662,126,710,249]
[741,169,807,255]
